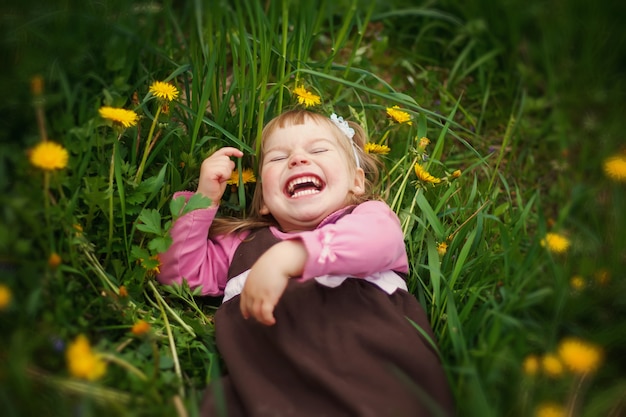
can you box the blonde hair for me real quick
[209,109,382,236]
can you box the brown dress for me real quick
[201,228,454,417]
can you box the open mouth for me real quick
[286,175,325,198]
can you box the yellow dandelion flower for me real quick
[540,232,570,254]
[522,354,540,376]
[603,153,626,182]
[293,86,321,107]
[66,334,107,381]
[118,285,128,298]
[140,254,161,276]
[570,275,585,291]
[0,284,12,310]
[131,319,151,336]
[542,353,564,377]
[149,81,179,102]
[227,168,256,185]
[48,253,62,269]
[29,141,69,171]
[31,75,44,96]
[437,242,448,256]
[414,163,441,184]
[535,402,565,417]
[418,137,430,149]
[152,255,161,275]
[386,106,412,125]
[594,269,610,286]
[364,143,391,155]
[98,106,139,128]
[451,169,462,179]
[558,337,603,374]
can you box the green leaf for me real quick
[181,193,212,215]
[143,165,168,201]
[130,245,150,263]
[141,257,160,270]
[170,196,187,218]
[388,92,418,105]
[415,192,445,238]
[136,209,162,235]
[450,228,477,288]
[126,191,147,206]
[148,236,173,254]
[159,355,174,370]
[426,234,442,311]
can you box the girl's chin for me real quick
[279,209,330,228]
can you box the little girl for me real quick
[158,110,454,417]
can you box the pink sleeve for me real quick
[156,192,246,296]
[292,200,409,279]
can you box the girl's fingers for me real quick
[252,298,263,323]
[240,293,250,319]
[213,146,244,159]
[240,292,276,326]
[215,160,236,183]
[260,300,276,326]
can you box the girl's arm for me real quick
[240,239,307,325]
[157,192,245,296]
[157,146,246,296]
[294,200,408,279]
[240,200,407,325]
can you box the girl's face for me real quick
[259,117,365,232]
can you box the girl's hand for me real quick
[196,147,244,207]
[241,240,307,325]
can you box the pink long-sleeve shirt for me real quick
[157,192,409,296]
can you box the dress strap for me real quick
[227,228,280,279]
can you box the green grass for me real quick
[1,0,625,416]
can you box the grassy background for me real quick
[1,0,625,416]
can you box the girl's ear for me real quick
[352,167,366,196]
[259,202,270,215]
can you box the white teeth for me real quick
[291,189,321,198]
[286,176,322,194]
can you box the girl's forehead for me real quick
[264,120,339,147]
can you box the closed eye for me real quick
[311,148,328,154]
[268,155,287,162]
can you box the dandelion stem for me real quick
[77,242,131,304]
[150,280,185,398]
[34,98,48,142]
[378,130,390,146]
[447,199,490,242]
[27,366,132,404]
[383,154,409,193]
[172,394,189,417]
[146,281,196,337]
[402,189,420,236]
[390,155,419,213]
[100,352,148,381]
[43,171,50,230]
[106,133,122,264]
[135,104,162,184]
[565,373,588,417]
[84,250,118,294]
[107,143,115,263]
[115,338,134,353]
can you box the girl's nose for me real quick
[289,153,309,167]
